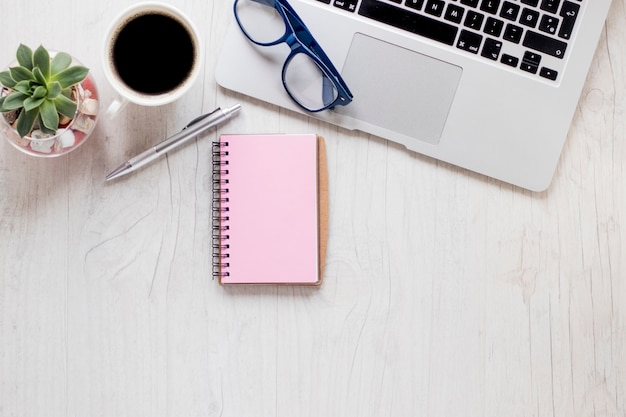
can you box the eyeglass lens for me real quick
[284,53,339,111]
[235,0,341,111]
[235,0,286,44]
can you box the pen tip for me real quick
[106,162,131,181]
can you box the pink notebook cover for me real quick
[216,134,321,284]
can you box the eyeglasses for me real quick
[233,0,353,112]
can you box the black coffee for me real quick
[112,12,196,95]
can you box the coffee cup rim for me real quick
[102,1,203,107]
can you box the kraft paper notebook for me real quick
[212,134,328,285]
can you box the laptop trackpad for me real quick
[335,33,462,144]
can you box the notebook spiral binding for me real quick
[212,141,230,279]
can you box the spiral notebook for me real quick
[212,133,328,285]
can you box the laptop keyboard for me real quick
[314,0,582,82]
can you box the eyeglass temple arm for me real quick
[279,2,352,96]
[251,0,275,7]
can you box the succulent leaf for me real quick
[23,96,46,112]
[50,53,72,75]
[16,107,39,138]
[39,99,59,131]
[38,121,57,135]
[52,66,89,89]
[32,86,47,99]
[33,67,47,86]
[0,71,16,88]
[47,82,62,99]
[54,93,77,118]
[13,80,31,94]
[9,66,33,83]
[0,91,29,111]
[16,44,34,70]
[33,46,51,78]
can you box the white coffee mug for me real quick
[102,2,203,116]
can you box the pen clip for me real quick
[182,107,221,130]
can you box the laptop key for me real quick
[461,0,480,7]
[484,17,504,36]
[445,4,465,23]
[457,30,483,54]
[481,38,503,60]
[558,1,580,40]
[501,53,519,67]
[540,0,560,13]
[519,8,540,28]
[503,23,524,43]
[539,15,559,35]
[521,63,539,74]
[523,30,567,58]
[500,1,520,20]
[523,51,542,65]
[425,0,446,17]
[358,0,458,45]
[405,0,425,11]
[539,67,558,80]
[334,0,359,12]
[480,0,500,14]
[464,10,485,30]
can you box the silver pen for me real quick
[106,104,242,181]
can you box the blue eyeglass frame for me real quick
[233,0,353,112]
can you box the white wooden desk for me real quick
[1,1,624,416]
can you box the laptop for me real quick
[216,0,612,191]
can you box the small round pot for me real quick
[0,56,99,157]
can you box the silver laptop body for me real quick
[216,0,612,191]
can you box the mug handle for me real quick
[106,97,129,118]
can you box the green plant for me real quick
[0,44,89,138]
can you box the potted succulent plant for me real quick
[0,44,99,156]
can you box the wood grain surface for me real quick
[0,1,624,416]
